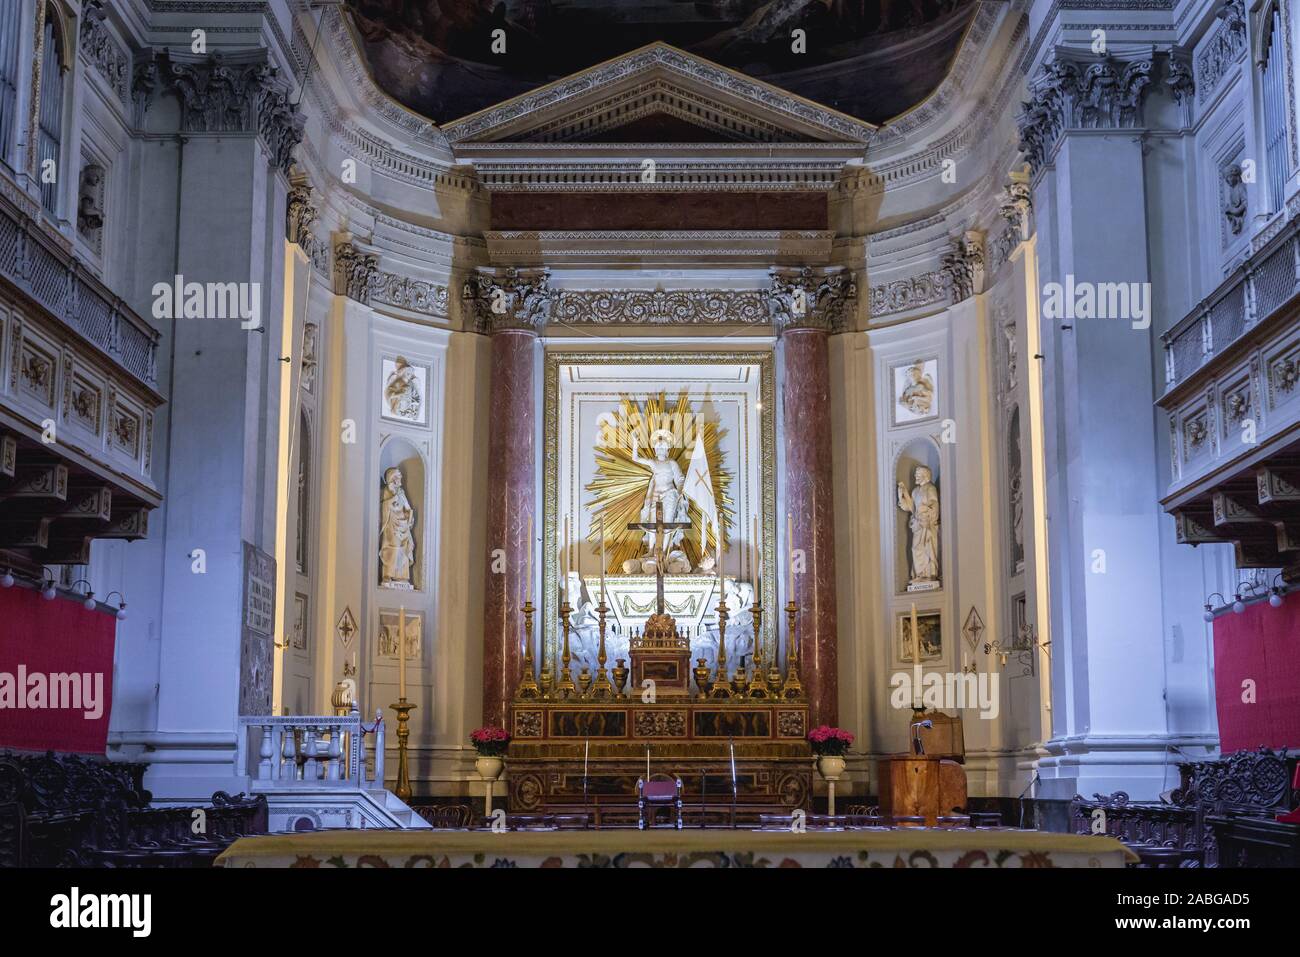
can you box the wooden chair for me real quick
[637,775,683,830]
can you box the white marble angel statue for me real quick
[897,465,940,586]
[384,357,422,420]
[631,428,691,572]
[379,467,416,588]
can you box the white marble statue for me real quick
[379,467,416,588]
[692,577,756,677]
[897,465,940,587]
[631,428,692,571]
[563,571,627,673]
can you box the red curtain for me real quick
[0,585,117,754]
[1213,591,1300,753]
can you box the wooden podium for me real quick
[878,756,968,826]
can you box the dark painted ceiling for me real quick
[345,0,978,128]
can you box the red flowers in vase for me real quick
[470,726,511,757]
[807,725,854,756]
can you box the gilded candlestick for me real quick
[555,599,576,699]
[781,599,804,699]
[746,601,770,698]
[588,600,615,700]
[708,595,734,698]
[389,698,416,801]
[515,600,540,700]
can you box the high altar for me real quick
[508,474,813,817]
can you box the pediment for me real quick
[442,43,875,147]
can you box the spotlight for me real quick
[0,568,13,588]
[41,580,57,600]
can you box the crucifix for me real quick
[627,500,691,616]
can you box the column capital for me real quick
[940,230,986,304]
[1016,50,1154,175]
[469,267,553,334]
[333,239,380,305]
[767,266,856,335]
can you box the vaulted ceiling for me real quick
[345,0,978,128]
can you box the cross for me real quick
[627,499,691,615]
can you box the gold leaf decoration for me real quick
[583,391,733,573]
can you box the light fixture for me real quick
[41,579,57,600]
[1232,582,1261,614]
[69,578,96,610]
[0,568,13,588]
[1203,593,1224,622]
[1270,573,1285,608]
[105,591,127,620]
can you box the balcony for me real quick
[0,182,163,569]
[1158,212,1300,573]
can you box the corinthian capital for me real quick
[469,267,552,334]
[941,231,985,304]
[768,266,856,334]
[334,240,380,305]
[1016,51,1154,174]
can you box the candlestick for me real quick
[910,601,923,710]
[398,605,407,699]
[389,698,415,801]
[516,599,540,700]
[709,564,733,699]
[780,597,804,699]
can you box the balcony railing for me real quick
[235,710,387,790]
[1163,217,1300,392]
[0,185,159,388]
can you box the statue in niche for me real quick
[78,164,105,247]
[379,466,416,589]
[630,428,691,573]
[384,356,422,421]
[897,465,941,588]
[1223,164,1248,236]
[899,361,935,417]
[1003,320,1019,394]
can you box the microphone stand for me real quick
[729,737,738,829]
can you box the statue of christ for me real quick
[631,429,691,568]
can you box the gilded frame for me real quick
[542,349,777,667]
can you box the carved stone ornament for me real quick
[468,267,553,333]
[768,266,856,334]
[77,163,106,247]
[1222,164,1248,236]
[1197,0,1247,104]
[333,241,380,305]
[1017,53,1154,173]
[137,51,305,174]
[999,172,1032,241]
[869,270,952,318]
[79,0,129,106]
[550,288,768,325]
[940,231,985,304]
[287,179,329,273]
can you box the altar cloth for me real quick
[216,827,1136,868]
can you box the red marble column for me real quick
[481,327,536,729]
[783,326,838,727]
[774,266,850,729]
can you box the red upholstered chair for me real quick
[637,775,683,830]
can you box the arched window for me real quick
[37,5,65,215]
[0,2,20,167]
[295,410,310,574]
[1261,2,1291,213]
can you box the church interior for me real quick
[1,0,1300,888]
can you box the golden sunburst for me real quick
[584,391,734,573]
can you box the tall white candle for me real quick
[753,515,761,605]
[525,513,533,604]
[599,514,606,604]
[715,519,723,582]
[398,606,407,699]
[787,512,794,599]
[910,601,922,709]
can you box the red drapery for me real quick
[0,585,117,754]
[1212,591,1300,753]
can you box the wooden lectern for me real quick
[877,710,968,825]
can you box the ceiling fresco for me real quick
[345,0,979,128]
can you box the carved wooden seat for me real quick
[637,774,683,830]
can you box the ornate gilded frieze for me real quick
[768,266,855,334]
[1017,52,1154,174]
[550,288,768,326]
[467,267,552,334]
